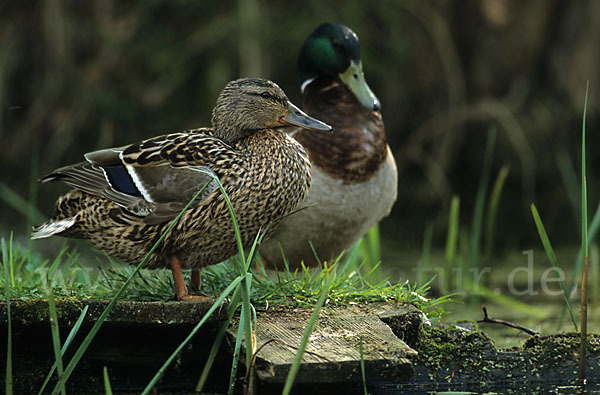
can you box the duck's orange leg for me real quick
[170,256,207,301]
[191,268,202,291]
[255,257,269,279]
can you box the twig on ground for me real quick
[477,305,538,336]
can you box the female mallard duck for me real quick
[260,23,398,268]
[32,78,332,300]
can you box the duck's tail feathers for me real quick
[31,217,76,240]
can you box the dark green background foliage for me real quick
[2,0,599,249]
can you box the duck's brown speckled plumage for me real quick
[44,129,310,269]
[33,78,330,277]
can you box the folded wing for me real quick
[41,129,224,224]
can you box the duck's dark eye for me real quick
[331,38,341,48]
[261,91,271,99]
[353,72,359,79]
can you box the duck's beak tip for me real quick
[280,101,333,132]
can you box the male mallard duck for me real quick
[260,23,398,268]
[32,78,332,300]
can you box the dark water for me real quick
[370,379,600,394]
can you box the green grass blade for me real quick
[308,240,323,267]
[141,275,244,395]
[282,271,333,395]
[2,238,13,395]
[103,366,113,395]
[359,339,367,395]
[47,291,66,395]
[39,305,89,395]
[228,302,247,395]
[484,165,509,279]
[236,231,264,375]
[530,203,578,330]
[194,169,245,265]
[581,81,589,259]
[240,272,254,367]
[360,225,382,282]
[194,170,255,372]
[578,80,589,381]
[197,279,245,392]
[444,196,460,291]
[51,182,212,394]
[579,201,600,248]
[61,305,89,350]
[244,230,263,273]
[195,321,229,392]
[8,233,14,287]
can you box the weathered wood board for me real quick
[0,298,226,326]
[228,303,421,383]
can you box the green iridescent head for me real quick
[298,23,380,111]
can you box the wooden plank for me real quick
[228,303,419,383]
[0,298,227,327]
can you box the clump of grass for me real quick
[0,241,177,301]
[250,253,439,309]
[1,237,439,310]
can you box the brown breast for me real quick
[293,78,388,184]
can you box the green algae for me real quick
[412,323,600,384]
[415,324,496,380]
[523,333,600,367]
